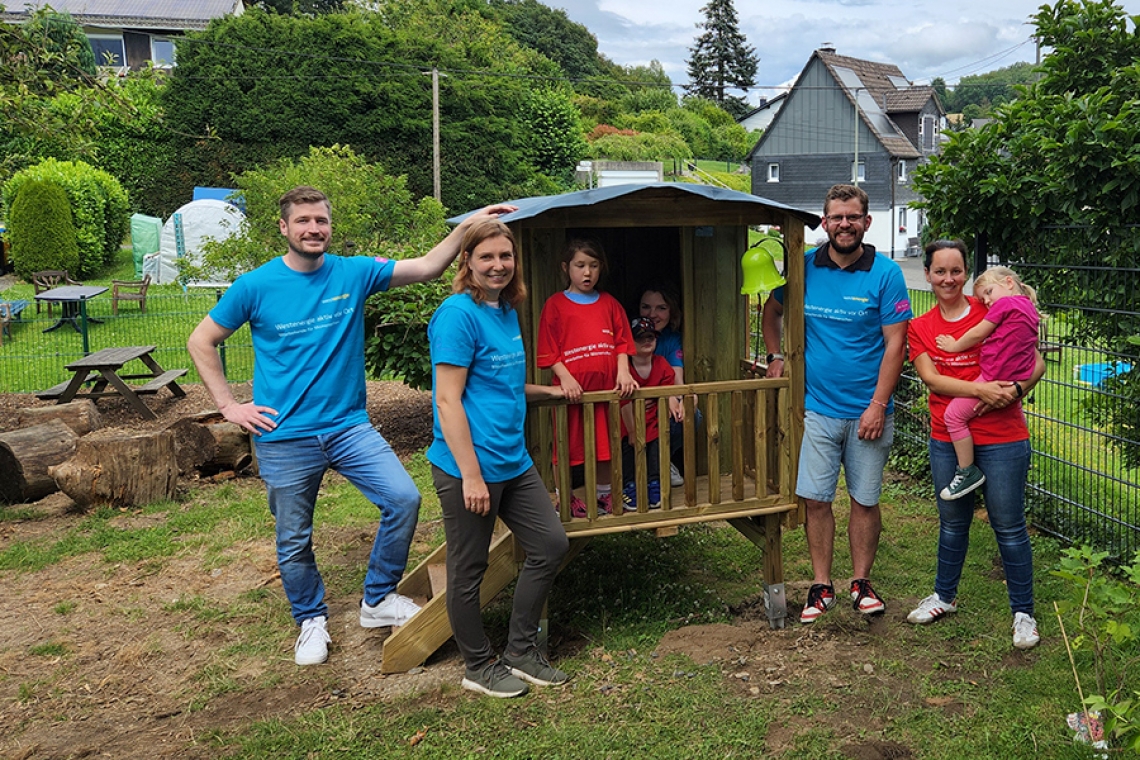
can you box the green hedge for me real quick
[2,159,129,277]
[6,179,80,278]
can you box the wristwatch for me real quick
[1013,380,1024,398]
[766,352,784,363]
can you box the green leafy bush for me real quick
[2,159,129,276]
[191,145,451,390]
[1053,546,1140,752]
[7,179,80,279]
[587,131,691,162]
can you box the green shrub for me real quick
[2,159,129,277]
[191,145,452,390]
[7,179,80,279]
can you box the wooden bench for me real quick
[0,299,30,345]
[36,346,188,419]
[135,369,188,394]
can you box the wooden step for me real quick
[381,530,520,674]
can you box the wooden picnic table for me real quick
[37,345,188,420]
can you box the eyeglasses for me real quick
[824,214,867,225]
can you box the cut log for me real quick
[164,412,252,474]
[17,400,102,437]
[206,420,252,472]
[49,430,178,508]
[164,412,220,474]
[0,420,78,503]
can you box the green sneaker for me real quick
[462,659,529,698]
[940,464,986,501]
[502,647,570,686]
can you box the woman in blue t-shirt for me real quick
[637,283,692,486]
[427,218,569,698]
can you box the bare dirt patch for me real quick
[2,384,958,758]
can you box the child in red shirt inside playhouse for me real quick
[537,239,637,517]
[618,316,675,511]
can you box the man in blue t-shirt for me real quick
[761,184,912,626]
[187,186,515,666]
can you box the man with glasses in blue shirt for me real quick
[761,184,912,625]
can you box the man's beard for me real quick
[829,234,862,256]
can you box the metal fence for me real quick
[0,290,254,393]
[4,281,1138,560]
[895,262,1140,560]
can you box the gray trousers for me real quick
[432,465,569,668]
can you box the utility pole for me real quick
[853,87,860,186]
[431,67,441,203]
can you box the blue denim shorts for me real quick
[796,410,894,506]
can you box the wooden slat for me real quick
[609,399,625,504]
[755,387,768,498]
[582,402,598,520]
[682,394,697,506]
[705,392,720,505]
[657,395,672,511]
[555,405,572,520]
[731,390,744,501]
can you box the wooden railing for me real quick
[530,376,797,534]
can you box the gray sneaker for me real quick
[503,647,570,686]
[462,659,530,698]
[940,464,986,501]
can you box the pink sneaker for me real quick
[597,493,613,515]
[569,495,589,518]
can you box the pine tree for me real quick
[684,0,758,119]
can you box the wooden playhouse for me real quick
[381,183,820,672]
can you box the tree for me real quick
[486,0,603,81]
[684,0,758,119]
[913,0,1140,464]
[247,0,345,14]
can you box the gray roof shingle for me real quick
[1,0,241,30]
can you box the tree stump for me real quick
[17,400,102,437]
[165,412,252,475]
[49,430,178,508]
[0,419,78,503]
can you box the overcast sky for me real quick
[549,0,1140,102]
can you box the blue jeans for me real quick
[255,423,421,623]
[929,437,1034,615]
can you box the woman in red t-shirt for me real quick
[905,239,1046,650]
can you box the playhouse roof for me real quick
[451,183,821,230]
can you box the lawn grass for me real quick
[0,247,250,392]
[0,466,1113,758]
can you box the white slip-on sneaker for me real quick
[294,615,330,666]
[360,592,421,628]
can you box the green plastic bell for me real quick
[740,238,787,295]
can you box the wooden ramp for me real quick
[380,528,516,674]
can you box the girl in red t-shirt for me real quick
[537,239,636,517]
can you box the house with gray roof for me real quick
[1,0,243,70]
[747,47,944,258]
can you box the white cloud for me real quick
[552,0,1140,100]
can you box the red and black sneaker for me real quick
[800,583,836,624]
[850,578,886,616]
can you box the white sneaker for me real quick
[669,462,684,487]
[295,615,330,666]
[1013,612,1040,649]
[360,592,421,628]
[906,593,958,624]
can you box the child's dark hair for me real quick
[560,238,608,285]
